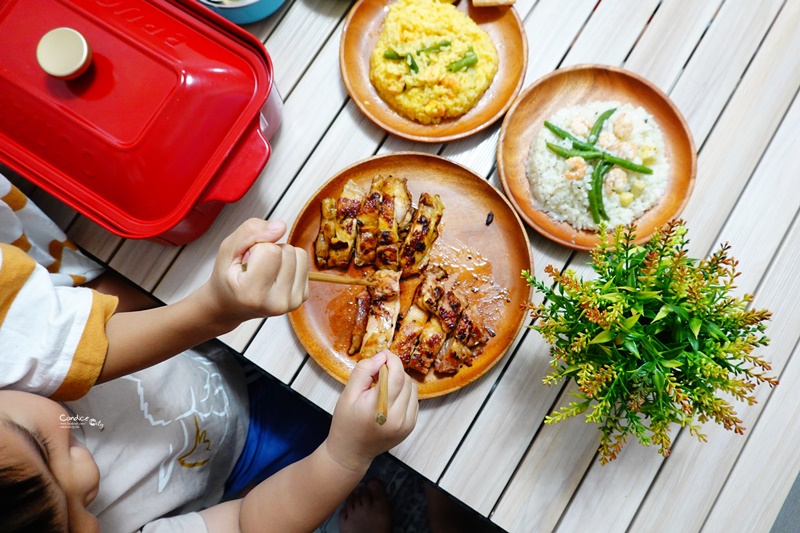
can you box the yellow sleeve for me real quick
[0,243,118,400]
[50,290,118,401]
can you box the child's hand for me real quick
[326,350,419,473]
[205,218,310,324]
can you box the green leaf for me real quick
[661,359,683,368]
[623,339,641,358]
[621,312,641,330]
[653,305,671,322]
[636,291,661,299]
[562,364,581,377]
[590,330,616,344]
[660,346,684,360]
[702,322,729,340]
[653,369,665,394]
[600,293,624,303]
[670,305,691,322]
[689,317,702,338]
[687,334,699,352]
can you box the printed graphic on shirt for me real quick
[178,416,213,468]
[122,352,232,493]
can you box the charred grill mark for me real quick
[437,291,464,332]
[314,197,337,268]
[399,193,444,277]
[338,197,362,218]
[348,290,372,355]
[355,188,382,266]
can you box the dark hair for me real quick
[0,460,65,532]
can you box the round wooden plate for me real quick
[498,64,697,251]
[288,152,532,399]
[340,0,527,143]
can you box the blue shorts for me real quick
[223,373,330,499]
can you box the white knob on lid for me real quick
[36,27,93,80]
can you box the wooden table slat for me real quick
[704,339,800,531]
[668,0,786,148]
[561,0,660,68]
[624,0,725,91]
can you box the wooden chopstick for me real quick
[376,364,389,425]
[308,271,376,287]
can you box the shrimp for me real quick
[564,157,587,181]
[597,131,617,149]
[613,113,633,139]
[384,77,405,95]
[441,75,459,89]
[424,100,446,120]
[607,167,628,193]
[614,141,638,160]
[569,116,591,138]
[440,75,459,98]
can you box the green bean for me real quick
[588,179,601,223]
[383,49,403,60]
[597,163,612,221]
[601,154,653,174]
[588,108,617,145]
[589,163,602,224]
[545,142,603,160]
[546,141,652,175]
[590,162,613,223]
[418,40,451,54]
[383,49,419,73]
[544,121,595,151]
[447,47,478,72]
[407,53,419,73]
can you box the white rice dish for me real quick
[526,101,669,231]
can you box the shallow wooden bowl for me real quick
[497,64,697,251]
[340,0,527,143]
[288,152,532,398]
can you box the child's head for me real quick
[0,391,100,533]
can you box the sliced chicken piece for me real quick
[399,193,445,278]
[434,306,494,374]
[375,176,414,270]
[390,266,447,365]
[432,336,466,374]
[435,290,464,333]
[359,270,402,359]
[355,177,384,267]
[390,303,429,366]
[328,179,365,269]
[348,289,372,355]
[407,315,447,375]
[415,265,447,314]
[386,175,414,235]
[314,197,338,268]
[375,192,399,270]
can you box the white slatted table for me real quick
[39,1,800,531]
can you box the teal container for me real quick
[199,0,287,24]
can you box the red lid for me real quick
[0,0,272,238]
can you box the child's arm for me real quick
[95,219,309,382]
[198,350,418,533]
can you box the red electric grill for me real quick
[0,0,280,245]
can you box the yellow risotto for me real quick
[369,0,499,125]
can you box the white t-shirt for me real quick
[0,173,249,531]
[68,343,249,533]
